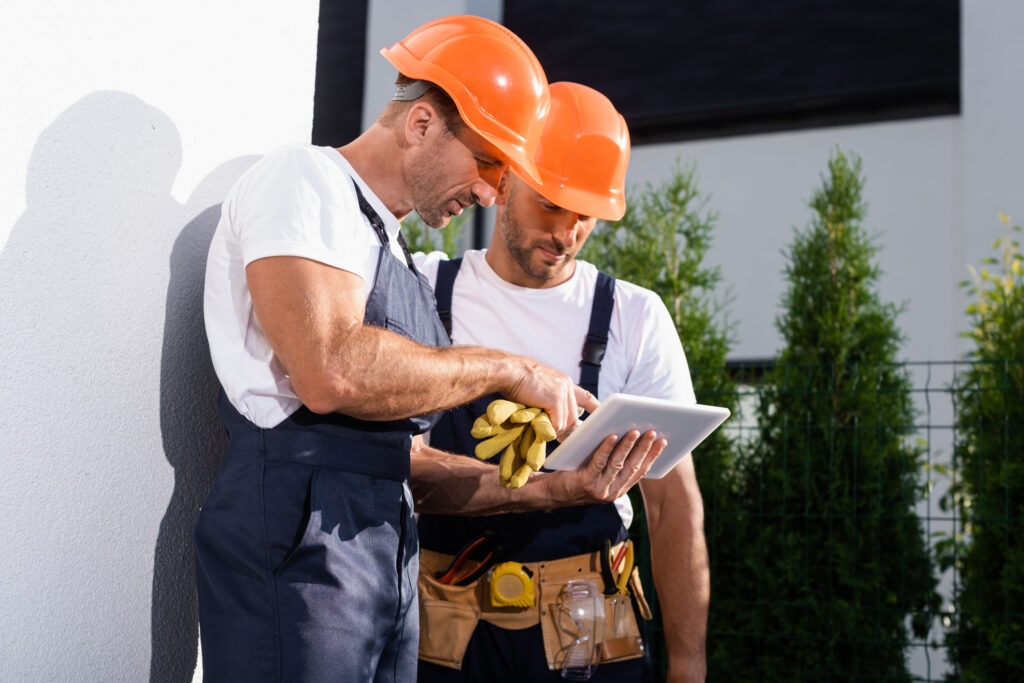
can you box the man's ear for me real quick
[494,170,512,206]
[404,102,436,147]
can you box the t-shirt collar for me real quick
[326,147,402,242]
[476,248,582,296]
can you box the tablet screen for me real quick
[544,393,730,479]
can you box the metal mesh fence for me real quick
[630,360,1024,682]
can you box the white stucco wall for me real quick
[0,2,318,680]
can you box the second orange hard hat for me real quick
[516,81,630,222]
[381,15,549,184]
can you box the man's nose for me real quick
[553,215,583,248]
[471,176,499,208]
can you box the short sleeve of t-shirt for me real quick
[229,145,377,282]
[614,283,697,405]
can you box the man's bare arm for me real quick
[410,431,666,515]
[640,455,709,683]
[246,256,596,431]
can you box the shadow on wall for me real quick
[152,155,258,683]
[0,90,256,681]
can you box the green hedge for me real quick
[943,215,1024,681]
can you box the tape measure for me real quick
[489,562,535,607]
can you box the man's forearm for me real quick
[308,324,513,420]
[291,322,588,431]
[411,430,666,516]
[641,457,709,682]
[410,443,552,516]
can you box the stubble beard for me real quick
[415,204,450,229]
[408,137,458,229]
[409,174,452,229]
[500,205,574,282]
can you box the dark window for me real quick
[504,0,960,142]
[312,0,369,146]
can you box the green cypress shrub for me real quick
[580,158,738,677]
[944,213,1024,681]
[401,207,470,256]
[731,148,938,680]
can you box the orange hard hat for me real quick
[516,81,630,221]
[380,15,549,183]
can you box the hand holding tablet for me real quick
[544,394,731,479]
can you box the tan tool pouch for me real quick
[418,547,646,671]
[537,569,645,671]
[417,551,482,670]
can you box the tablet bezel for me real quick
[544,393,730,479]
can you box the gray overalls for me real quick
[194,180,449,681]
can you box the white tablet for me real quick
[544,393,730,479]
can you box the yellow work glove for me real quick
[473,399,558,488]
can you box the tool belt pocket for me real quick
[538,571,645,672]
[602,590,645,663]
[417,561,481,670]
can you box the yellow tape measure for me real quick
[489,562,535,607]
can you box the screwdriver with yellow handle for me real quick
[614,540,635,595]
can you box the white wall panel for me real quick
[0,2,318,679]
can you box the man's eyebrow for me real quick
[476,155,503,167]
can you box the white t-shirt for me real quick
[413,249,697,527]
[204,144,407,429]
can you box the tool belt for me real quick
[418,546,652,671]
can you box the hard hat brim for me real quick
[516,168,627,222]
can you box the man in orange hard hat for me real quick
[410,83,709,682]
[195,16,666,682]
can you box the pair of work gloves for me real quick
[471,399,557,488]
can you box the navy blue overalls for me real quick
[195,180,449,682]
[417,258,653,682]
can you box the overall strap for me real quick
[579,271,616,396]
[350,178,415,270]
[433,257,463,340]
